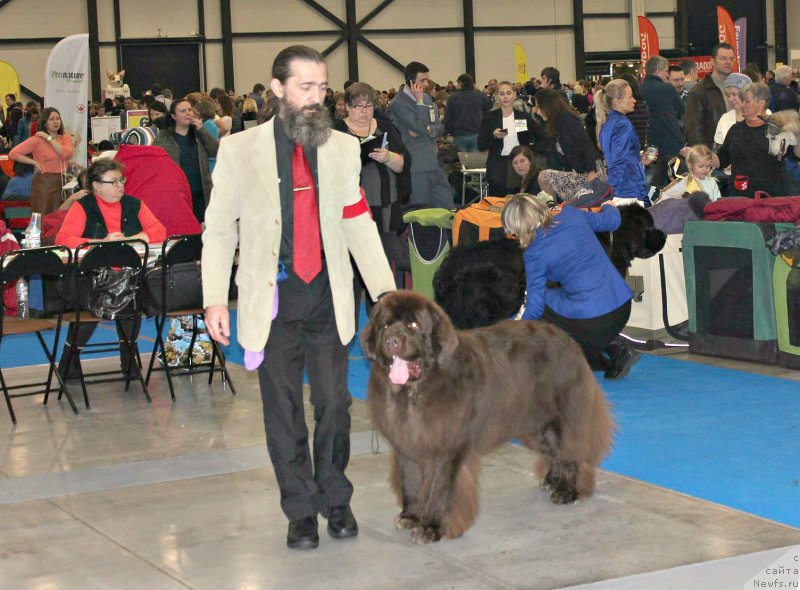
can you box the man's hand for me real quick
[205,304,231,345]
[410,81,426,103]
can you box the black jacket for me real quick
[640,75,685,156]
[541,111,597,173]
[445,88,490,136]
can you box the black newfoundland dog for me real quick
[361,291,614,544]
[434,204,666,329]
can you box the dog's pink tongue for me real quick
[389,357,410,385]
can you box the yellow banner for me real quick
[0,61,22,119]
[514,43,528,84]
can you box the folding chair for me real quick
[59,239,151,409]
[144,234,236,400]
[457,151,488,204]
[0,246,78,425]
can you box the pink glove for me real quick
[244,350,264,371]
[242,283,280,371]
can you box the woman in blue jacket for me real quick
[597,79,649,203]
[502,193,639,379]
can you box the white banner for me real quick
[45,34,89,168]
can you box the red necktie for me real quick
[292,143,322,283]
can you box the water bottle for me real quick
[16,279,28,319]
[24,213,42,249]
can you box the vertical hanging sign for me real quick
[45,34,89,167]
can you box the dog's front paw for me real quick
[549,482,579,505]
[394,512,419,530]
[411,525,442,544]
[541,470,558,492]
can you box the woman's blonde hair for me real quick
[594,78,629,134]
[501,193,554,248]
[242,98,258,113]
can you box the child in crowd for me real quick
[661,145,722,201]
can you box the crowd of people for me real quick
[2,42,800,552]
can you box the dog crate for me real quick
[683,221,793,364]
[773,248,800,369]
[626,233,688,331]
[403,208,453,301]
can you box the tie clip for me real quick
[294,186,312,191]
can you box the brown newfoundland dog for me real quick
[361,291,614,544]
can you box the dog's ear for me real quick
[119,70,125,78]
[106,69,114,80]
[635,228,667,258]
[427,301,458,364]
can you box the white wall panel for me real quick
[790,0,800,59]
[584,0,628,13]
[204,0,223,39]
[585,19,631,53]
[645,0,677,12]
[356,33,463,91]
[204,44,226,92]
[2,46,53,96]
[97,0,117,41]
[1,0,86,37]
[366,0,463,28]
[650,16,675,50]
[232,38,348,96]
[230,0,338,32]
[475,30,576,87]
[119,0,199,38]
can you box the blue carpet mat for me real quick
[4,307,799,530]
[599,354,800,528]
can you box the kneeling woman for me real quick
[502,194,638,379]
[56,158,167,378]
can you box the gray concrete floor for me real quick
[1,349,799,590]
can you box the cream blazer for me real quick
[201,118,396,351]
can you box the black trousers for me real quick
[257,263,353,521]
[487,154,511,197]
[541,300,632,370]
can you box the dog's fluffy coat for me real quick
[361,291,614,543]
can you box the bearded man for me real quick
[202,45,395,550]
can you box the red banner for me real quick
[671,56,715,79]
[638,16,660,74]
[716,6,740,72]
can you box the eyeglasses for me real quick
[350,103,374,111]
[96,177,126,186]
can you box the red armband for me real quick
[342,187,372,220]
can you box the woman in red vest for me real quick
[55,158,166,381]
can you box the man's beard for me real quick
[280,98,331,148]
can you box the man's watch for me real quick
[47,135,54,142]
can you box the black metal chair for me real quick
[0,246,78,425]
[59,239,151,409]
[144,234,236,400]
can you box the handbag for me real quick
[86,267,140,320]
[142,260,203,317]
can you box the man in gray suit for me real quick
[388,61,453,209]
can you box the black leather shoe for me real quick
[286,516,319,549]
[604,345,640,380]
[326,505,358,539]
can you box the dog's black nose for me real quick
[385,335,402,353]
